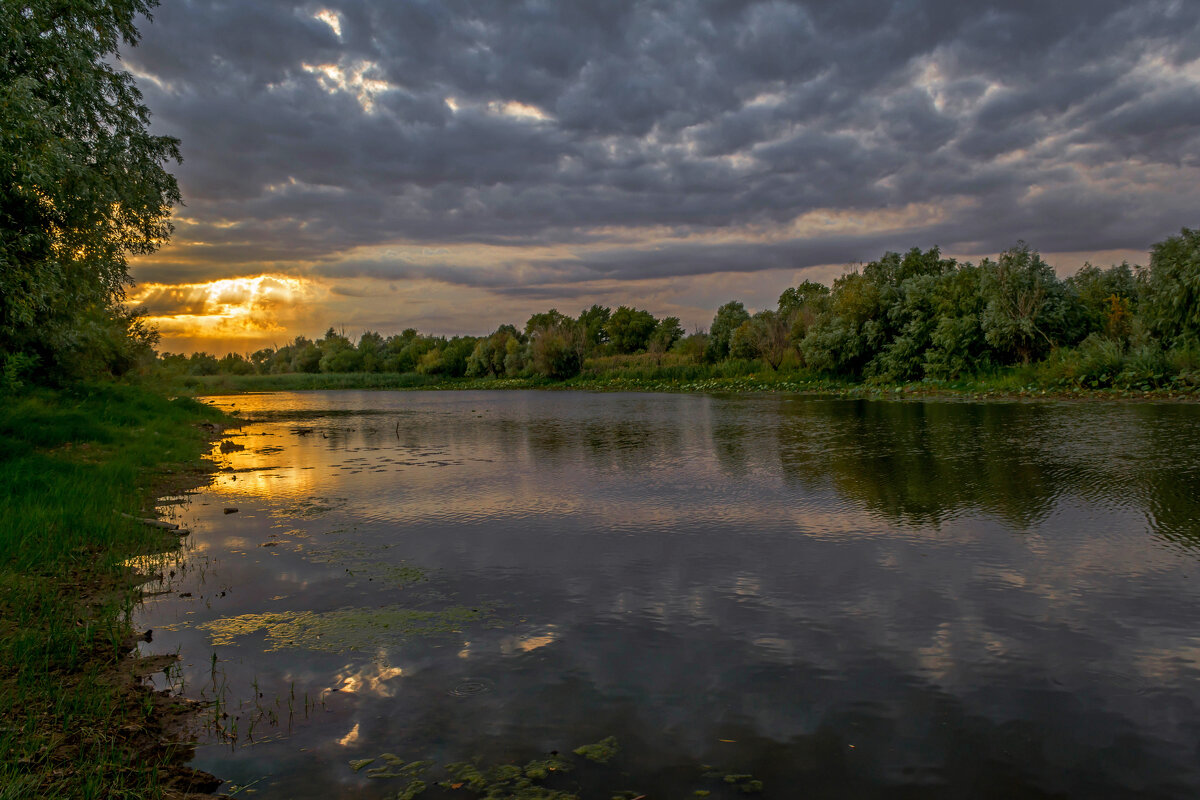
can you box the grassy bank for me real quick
[166,355,1200,401]
[0,383,231,799]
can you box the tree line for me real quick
[159,229,1200,390]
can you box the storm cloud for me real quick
[123,0,1200,339]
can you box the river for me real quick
[135,390,1200,799]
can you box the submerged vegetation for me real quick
[157,230,1200,398]
[344,737,769,799]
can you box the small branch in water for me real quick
[117,512,189,535]
[118,512,178,530]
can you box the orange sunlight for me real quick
[128,275,318,346]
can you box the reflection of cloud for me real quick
[337,721,361,746]
[335,659,406,698]
[500,628,558,655]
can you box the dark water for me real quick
[135,391,1200,799]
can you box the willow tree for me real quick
[1,0,179,381]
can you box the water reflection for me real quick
[137,391,1200,799]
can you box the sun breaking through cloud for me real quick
[128,275,320,351]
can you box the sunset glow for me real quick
[128,275,318,346]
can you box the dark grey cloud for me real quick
[126,0,1200,286]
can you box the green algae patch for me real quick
[361,754,429,798]
[281,496,348,518]
[722,774,764,794]
[199,604,490,652]
[442,756,576,799]
[572,736,619,764]
[353,752,582,800]
[351,740,654,800]
[305,541,429,587]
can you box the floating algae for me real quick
[355,755,429,799]
[198,605,491,653]
[721,774,764,794]
[305,541,428,586]
[572,736,619,764]
[442,755,576,799]
[280,496,348,518]
[698,768,764,794]
[351,738,644,800]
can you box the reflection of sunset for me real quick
[128,275,317,343]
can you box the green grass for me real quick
[165,360,1199,401]
[0,382,230,799]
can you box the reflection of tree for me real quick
[1133,405,1200,550]
[771,398,1200,547]
[775,400,1064,528]
[301,393,1200,550]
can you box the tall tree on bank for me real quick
[1,0,179,381]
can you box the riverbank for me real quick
[166,368,1200,402]
[0,383,232,799]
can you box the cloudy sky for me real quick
[121,0,1200,353]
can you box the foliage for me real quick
[577,304,612,348]
[648,316,684,356]
[1,0,180,382]
[779,279,830,346]
[800,272,886,377]
[705,301,751,362]
[979,243,1080,363]
[605,306,658,354]
[1142,227,1200,347]
[529,320,583,379]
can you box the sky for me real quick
[119,0,1200,354]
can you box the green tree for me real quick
[799,272,886,376]
[748,310,791,370]
[979,243,1079,363]
[778,280,830,348]
[729,319,760,360]
[705,301,751,362]
[923,265,992,379]
[648,316,684,359]
[1,1,180,380]
[577,304,612,351]
[1066,262,1139,342]
[318,328,361,372]
[1142,227,1200,348]
[530,324,582,379]
[217,352,252,375]
[604,306,658,354]
[525,309,573,338]
[250,347,275,374]
[357,331,386,372]
[290,337,322,373]
[187,352,218,376]
[468,327,520,377]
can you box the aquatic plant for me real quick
[572,736,619,764]
[199,604,490,652]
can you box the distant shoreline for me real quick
[169,370,1200,403]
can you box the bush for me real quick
[530,330,582,379]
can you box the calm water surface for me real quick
[136,391,1200,799]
